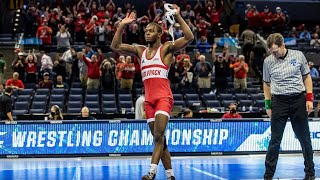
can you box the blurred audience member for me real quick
[308,61,319,78]
[25,49,37,83]
[182,108,193,118]
[0,53,6,90]
[222,103,242,119]
[55,75,68,89]
[310,34,320,47]
[74,106,96,120]
[48,105,63,120]
[195,55,212,89]
[135,88,145,119]
[5,72,24,90]
[233,55,249,90]
[38,72,53,89]
[12,52,25,81]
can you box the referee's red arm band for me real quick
[306,93,314,102]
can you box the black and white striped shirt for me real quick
[263,49,310,95]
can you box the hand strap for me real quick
[164,3,176,44]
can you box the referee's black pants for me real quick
[264,93,315,177]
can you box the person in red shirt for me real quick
[36,20,53,49]
[79,49,103,90]
[120,56,135,90]
[5,72,24,90]
[38,72,53,89]
[259,6,273,35]
[75,14,86,42]
[233,55,248,90]
[25,50,37,83]
[85,19,96,45]
[222,103,242,119]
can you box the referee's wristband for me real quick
[306,93,314,102]
[265,99,271,110]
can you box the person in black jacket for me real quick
[0,87,13,121]
[74,106,96,120]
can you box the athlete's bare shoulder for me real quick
[133,45,147,60]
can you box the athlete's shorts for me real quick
[144,97,174,123]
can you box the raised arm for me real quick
[212,43,217,62]
[168,5,194,53]
[111,12,139,57]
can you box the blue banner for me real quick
[0,120,319,156]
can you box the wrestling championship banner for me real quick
[0,120,319,156]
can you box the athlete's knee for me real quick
[153,132,165,144]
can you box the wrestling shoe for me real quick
[142,172,156,180]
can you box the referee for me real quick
[0,87,14,121]
[263,33,315,180]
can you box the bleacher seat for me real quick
[173,94,183,101]
[71,82,82,88]
[174,101,186,107]
[70,88,82,95]
[35,89,50,95]
[118,94,132,101]
[52,88,65,95]
[68,101,82,109]
[255,100,265,108]
[187,100,202,107]
[239,100,254,107]
[246,88,260,94]
[102,101,117,108]
[102,94,116,101]
[203,93,217,101]
[14,102,29,111]
[33,94,48,102]
[219,94,233,101]
[19,89,34,96]
[69,94,83,102]
[67,108,81,114]
[16,95,32,102]
[118,88,131,94]
[103,108,118,114]
[24,83,36,89]
[250,94,264,101]
[86,89,100,95]
[235,93,249,101]
[206,100,221,108]
[185,94,200,101]
[50,94,64,102]
[85,94,99,102]
[222,100,237,108]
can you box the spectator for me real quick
[61,48,76,79]
[127,23,142,45]
[75,14,86,42]
[112,7,125,22]
[5,72,24,90]
[300,28,311,41]
[85,18,96,45]
[25,50,37,83]
[222,103,242,119]
[120,56,135,90]
[74,106,96,120]
[233,55,249,90]
[181,108,193,118]
[288,27,299,38]
[168,60,180,90]
[196,36,211,53]
[38,72,53,89]
[212,43,229,93]
[227,10,241,39]
[246,6,259,30]
[135,87,145,119]
[56,25,71,53]
[12,52,26,81]
[308,61,319,78]
[0,87,14,121]
[181,4,195,21]
[39,50,53,80]
[273,7,286,33]
[48,105,63,120]
[195,55,212,89]
[240,27,256,64]
[173,23,183,40]
[80,49,103,90]
[310,34,320,47]
[53,55,67,81]
[250,41,266,82]
[0,53,6,90]
[55,75,68,89]
[95,19,111,50]
[180,58,194,88]
[77,52,89,88]
[101,61,115,91]
[36,19,52,51]
[84,43,95,58]
[259,6,273,36]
